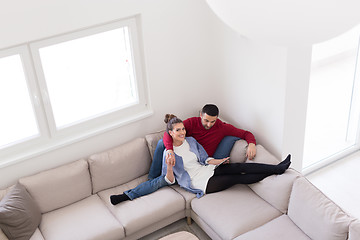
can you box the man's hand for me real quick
[246,143,257,160]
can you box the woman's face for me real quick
[169,122,186,142]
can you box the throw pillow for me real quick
[0,183,41,240]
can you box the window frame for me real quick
[303,26,360,173]
[0,17,152,168]
[0,45,49,164]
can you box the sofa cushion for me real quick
[191,184,282,240]
[248,145,279,165]
[88,138,151,193]
[0,183,41,240]
[228,139,248,163]
[28,229,44,240]
[145,130,165,159]
[349,220,360,240]
[19,159,91,213]
[1,186,44,240]
[0,230,8,240]
[234,214,311,240]
[40,195,124,240]
[288,177,352,240]
[170,185,196,215]
[249,169,300,213]
[97,176,185,236]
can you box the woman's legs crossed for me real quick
[205,173,270,194]
[214,154,291,175]
[206,154,291,194]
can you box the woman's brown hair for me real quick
[164,114,183,134]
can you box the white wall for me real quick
[209,19,313,170]
[204,0,360,171]
[282,47,312,170]
[0,0,315,188]
[0,0,225,188]
[210,25,288,158]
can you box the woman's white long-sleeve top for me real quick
[161,137,214,198]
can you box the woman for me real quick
[162,114,291,198]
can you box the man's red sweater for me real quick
[163,117,256,156]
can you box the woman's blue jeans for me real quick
[124,175,168,200]
[125,136,241,200]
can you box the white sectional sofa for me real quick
[0,130,359,240]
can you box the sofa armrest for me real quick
[249,169,300,214]
[288,177,352,240]
[231,143,299,213]
[349,219,360,240]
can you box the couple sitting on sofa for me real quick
[110,104,291,204]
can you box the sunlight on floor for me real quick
[306,150,360,219]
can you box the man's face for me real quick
[200,113,218,130]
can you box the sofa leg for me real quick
[187,216,192,225]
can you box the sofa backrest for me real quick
[88,137,151,193]
[0,185,13,233]
[145,130,165,159]
[144,131,253,164]
[19,159,92,214]
[0,186,12,240]
[0,188,10,202]
[288,177,352,240]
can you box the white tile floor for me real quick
[306,150,360,219]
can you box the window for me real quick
[0,52,38,148]
[37,26,137,129]
[0,17,151,167]
[303,25,360,172]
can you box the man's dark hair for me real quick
[201,104,219,117]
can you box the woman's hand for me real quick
[166,150,176,168]
[166,150,175,166]
[208,157,230,165]
[165,152,175,183]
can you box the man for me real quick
[110,104,257,204]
